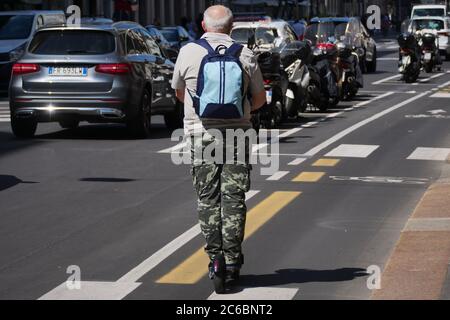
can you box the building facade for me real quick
[0,0,210,26]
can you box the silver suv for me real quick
[9,22,182,138]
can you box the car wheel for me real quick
[367,48,377,73]
[164,101,184,130]
[127,88,152,138]
[59,120,79,129]
[11,117,37,139]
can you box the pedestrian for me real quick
[171,5,266,293]
[292,19,306,40]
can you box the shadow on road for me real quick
[79,177,137,183]
[233,268,368,291]
[0,175,38,192]
[34,123,173,141]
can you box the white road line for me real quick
[325,144,380,158]
[0,119,10,122]
[288,157,307,166]
[157,142,187,154]
[208,287,299,300]
[438,80,450,88]
[372,74,401,85]
[266,171,290,181]
[430,92,450,98]
[117,189,260,284]
[419,73,445,83]
[407,147,450,161]
[278,127,302,138]
[302,91,429,157]
[377,57,398,61]
[40,190,261,300]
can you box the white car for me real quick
[231,19,298,51]
[411,4,447,18]
[409,16,450,60]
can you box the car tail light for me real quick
[263,79,272,85]
[95,63,130,74]
[400,48,411,54]
[317,42,336,51]
[12,63,40,75]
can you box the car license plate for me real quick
[424,52,432,61]
[48,67,88,76]
[266,89,273,105]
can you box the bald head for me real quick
[202,5,233,34]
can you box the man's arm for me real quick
[172,47,186,102]
[175,89,185,103]
[251,90,266,111]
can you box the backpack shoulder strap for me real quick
[194,38,215,54]
[225,43,244,58]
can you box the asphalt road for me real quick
[0,38,449,300]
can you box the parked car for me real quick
[307,17,377,73]
[160,26,194,50]
[9,22,183,138]
[231,19,298,51]
[408,16,450,60]
[0,10,66,94]
[411,4,446,19]
[80,17,114,25]
[145,25,179,62]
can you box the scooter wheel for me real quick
[213,273,226,294]
[212,255,226,294]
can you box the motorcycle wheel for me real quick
[424,64,433,73]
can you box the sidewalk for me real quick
[372,155,450,300]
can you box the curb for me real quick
[372,155,450,300]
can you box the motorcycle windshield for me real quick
[255,27,278,46]
[305,21,349,46]
[401,19,413,34]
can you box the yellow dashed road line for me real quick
[312,158,341,167]
[156,191,301,284]
[292,172,326,182]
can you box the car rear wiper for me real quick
[66,50,97,54]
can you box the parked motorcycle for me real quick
[398,20,422,83]
[398,33,422,83]
[336,41,364,100]
[257,51,289,128]
[279,41,313,118]
[310,42,340,111]
[419,31,442,73]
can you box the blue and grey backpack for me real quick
[190,39,245,119]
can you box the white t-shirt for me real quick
[171,32,265,134]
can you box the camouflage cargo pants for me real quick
[190,133,251,265]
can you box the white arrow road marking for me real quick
[39,190,260,300]
[325,144,380,158]
[329,176,430,185]
[208,287,299,300]
[407,147,450,161]
[428,109,447,115]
